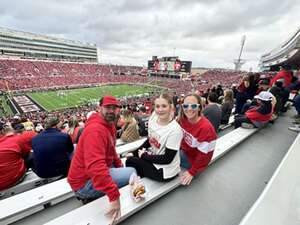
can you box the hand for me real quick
[125,152,134,158]
[105,198,121,224]
[138,149,146,158]
[180,171,194,186]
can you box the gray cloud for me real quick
[0,0,299,70]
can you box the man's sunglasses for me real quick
[182,103,200,110]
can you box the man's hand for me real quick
[180,171,194,185]
[105,198,121,224]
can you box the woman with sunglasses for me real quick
[178,94,217,185]
[126,93,183,181]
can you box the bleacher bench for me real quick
[0,138,144,201]
[44,127,258,225]
[0,138,148,224]
[0,172,61,200]
[219,115,234,131]
[0,127,258,224]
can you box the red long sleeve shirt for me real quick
[179,116,217,176]
[270,69,292,87]
[0,134,31,190]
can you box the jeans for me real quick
[75,167,136,200]
[180,150,191,170]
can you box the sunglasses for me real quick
[182,103,200,110]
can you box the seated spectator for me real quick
[221,89,234,125]
[269,81,286,115]
[235,74,258,114]
[67,116,83,144]
[177,94,217,185]
[216,84,224,99]
[203,92,222,132]
[234,91,274,129]
[241,79,273,115]
[31,116,74,178]
[270,65,293,88]
[136,106,150,136]
[0,123,33,190]
[126,93,183,182]
[68,96,136,217]
[120,109,140,142]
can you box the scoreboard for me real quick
[148,56,192,73]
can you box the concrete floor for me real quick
[12,110,298,225]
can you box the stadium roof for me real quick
[259,26,300,70]
[0,26,96,48]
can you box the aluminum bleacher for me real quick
[44,127,258,225]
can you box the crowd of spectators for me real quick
[1,60,300,221]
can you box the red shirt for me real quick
[179,116,217,176]
[0,134,31,190]
[245,107,273,122]
[270,69,292,87]
[18,131,37,151]
[67,113,122,202]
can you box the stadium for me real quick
[0,21,299,225]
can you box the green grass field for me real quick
[27,84,158,111]
[0,96,14,117]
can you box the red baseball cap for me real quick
[100,96,120,107]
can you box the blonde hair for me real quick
[156,93,173,106]
[67,116,79,136]
[223,89,234,104]
[121,109,135,124]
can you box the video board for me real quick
[148,56,192,73]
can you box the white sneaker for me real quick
[288,126,300,132]
[241,123,254,129]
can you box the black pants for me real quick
[125,155,176,182]
[234,115,252,128]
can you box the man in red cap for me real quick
[68,96,136,220]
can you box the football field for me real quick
[27,84,158,111]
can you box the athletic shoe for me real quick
[288,126,300,132]
[241,123,254,129]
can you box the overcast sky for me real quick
[1,0,299,71]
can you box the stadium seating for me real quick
[0,172,62,200]
[0,137,149,224]
[0,126,258,225]
[0,59,243,92]
[44,127,258,225]
[0,138,142,199]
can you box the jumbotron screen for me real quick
[148,56,192,73]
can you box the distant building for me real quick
[0,27,97,62]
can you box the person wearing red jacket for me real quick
[178,94,217,185]
[0,124,34,190]
[270,66,292,88]
[67,96,136,220]
[234,91,274,128]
